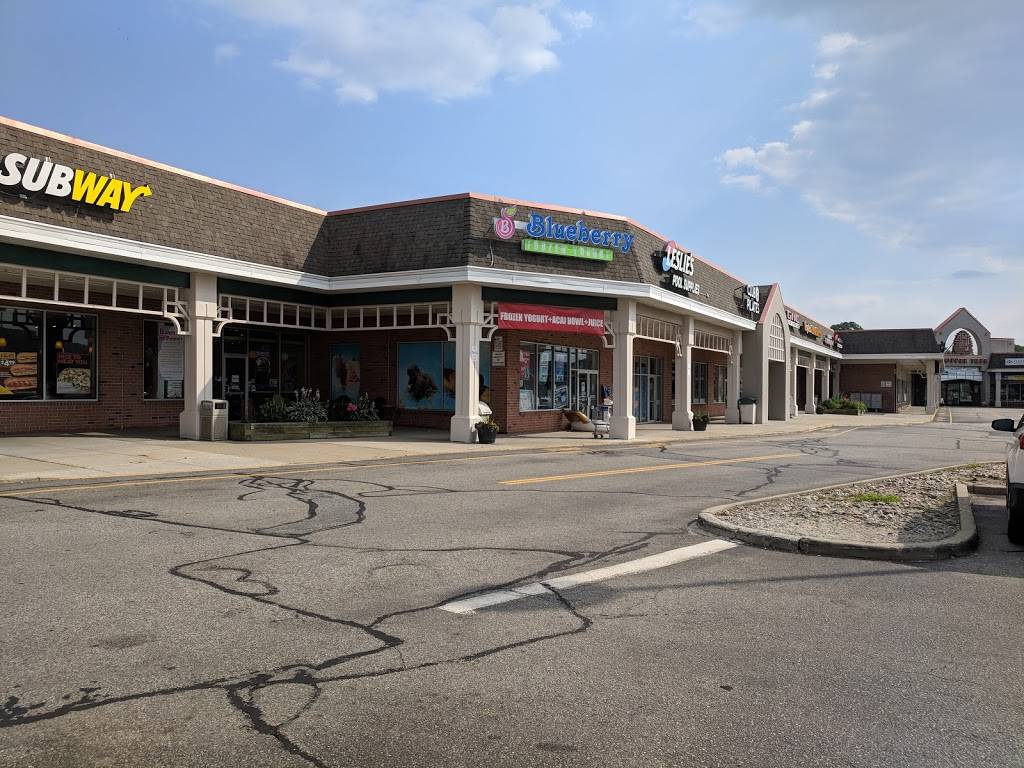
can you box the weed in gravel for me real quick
[849,492,901,504]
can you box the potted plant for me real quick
[476,417,500,444]
[693,413,709,431]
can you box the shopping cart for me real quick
[592,399,612,438]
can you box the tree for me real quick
[831,321,863,331]
[1016,344,1024,353]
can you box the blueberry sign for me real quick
[493,208,631,262]
[525,213,634,254]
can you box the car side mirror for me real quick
[991,418,1016,432]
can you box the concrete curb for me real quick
[0,421,866,492]
[968,483,1004,497]
[698,465,985,562]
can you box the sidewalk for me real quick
[0,412,933,485]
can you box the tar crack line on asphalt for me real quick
[0,473,682,768]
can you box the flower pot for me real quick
[693,419,708,431]
[477,424,498,444]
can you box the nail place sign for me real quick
[0,150,152,213]
[493,206,633,262]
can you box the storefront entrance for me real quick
[942,379,981,406]
[576,368,599,419]
[633,356,663,423]
[796,367,808,410]
[223,354,248,421]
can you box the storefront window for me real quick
[714,365,728,403]
[518,344,537,411]
[280,334,306,394]
[520,342,599,412]
[0,306,42,400]
[554,347,569,409]
[144,320,185,400]
[692,362,708,404]
[248,332,279,394]
[536,345,553,409]
[47,313,97,400]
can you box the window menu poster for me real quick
[0,348,40,398]
[54,350,94,395]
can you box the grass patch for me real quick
[849,492,902,504]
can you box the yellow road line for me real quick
[0,454,505,497]
[498,452,803,485]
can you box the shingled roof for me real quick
[988,353,1024,369]
[838,329,942,355]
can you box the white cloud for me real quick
[670,2,743,36]
[712,1,1024,333]
[812,62,838,80]
[214,42,240,62]
[816,32,865,57]
[561,9,594,32]
[720,173,763,191]
[798,88,836,109]
[790,119,814,139]
[209,0,585,103]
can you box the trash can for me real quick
[738,397,757,425]
[200,399,229,441]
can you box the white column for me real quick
[926,361,938,414]
[179,273,218,439]
[449,284,484,443]
[791,351,799,417]
[672,316,695,431]
[725,329,742,424]
[822,360,831,402]
[610,300,637,440]
[995,371,1002,407]
[804,355,816,414]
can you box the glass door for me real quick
[633,356,663,422]
[575,370,598,418]
[224,354,248,421]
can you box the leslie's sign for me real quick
[0,151,152,213]
[497,302,605,336]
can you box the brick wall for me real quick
[0,302,181,435]
[304,327,731,435]
[691,348,731,419]
[838,363,897,413]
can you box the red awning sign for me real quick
[497,302,605,336]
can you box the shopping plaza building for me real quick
[0,117,1020,439]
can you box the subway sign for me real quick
[0,151,152,213]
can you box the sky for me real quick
[3,1,1022,337]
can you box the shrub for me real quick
[822,396,867,412]
[286,388,329,423]
[256,394,290,423]
[352,393,380,421]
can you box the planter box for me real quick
[822,408,862,416]
[228,420,393,441]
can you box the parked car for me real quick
[991,413,1024,544]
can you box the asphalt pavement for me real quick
[1,416,1022,767]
